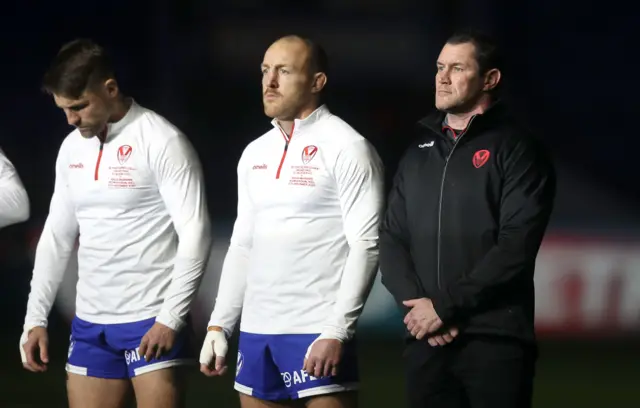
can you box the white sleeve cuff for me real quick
[156,310,185,332]
[23,321,47,332]
[319,326,349,343]
[206,319,235,339]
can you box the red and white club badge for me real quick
[302,145,318,165]
[117,145,133,165]
[472,149,490,168]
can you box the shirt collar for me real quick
[103,98,140,141]
[270,104,330,135]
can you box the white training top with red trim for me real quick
[23,100,212,332]
[207,105,384,341]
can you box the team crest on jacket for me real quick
[472,149,490,168]
[117,145,133,165]
[302,145,318,164]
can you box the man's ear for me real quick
[483,68,501,92]
[311,72,327,94]
[103,78,120,98]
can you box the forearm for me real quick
[24,225,75,330]
[158,223,212,331]
[432,230,546,323]
[0,180,29,228]
[207,245,250,338]
[379,233,423,307]
[322,240,379,342]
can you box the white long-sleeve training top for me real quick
[24,100,212,332]
[0,148,30,228]
[208,105,384,342]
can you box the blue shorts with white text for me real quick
[66,316,195,379]
[234,331,359,400]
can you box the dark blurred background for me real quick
[1,1,639,407]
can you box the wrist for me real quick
[156,311,184,331]
[23,321,47,333]
[319,326,348,343]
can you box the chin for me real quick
[265,107,286,119]
[435,102,450,112]
[436,100,462,113]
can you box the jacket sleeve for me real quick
[320,139,385,342]
[153,134,213,332]
[24,145,79,330]
[432,137,556,324]
[379,151,425,310]
[0,148,30,228]
[206,149,254,338]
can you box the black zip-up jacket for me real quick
[379,102,556,343]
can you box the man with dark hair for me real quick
[20,38,212,408]
[379,30,556,408]
[42,38,116,101]
[199,35,384,408]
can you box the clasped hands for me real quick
[403,298,459,346]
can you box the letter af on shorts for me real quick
[234,332,359,400]
[66,316,195,379]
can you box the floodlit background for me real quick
[1,1,639,407]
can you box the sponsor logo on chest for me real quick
[288,145,320,187]
[108,145,138,189]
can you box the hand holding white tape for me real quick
[199,328,228,371]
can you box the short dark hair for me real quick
[446,29,502,75]
[42,39,115,99]
[280,35,329,77]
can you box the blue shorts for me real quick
[234,332,359,400]
[65,316,195,379]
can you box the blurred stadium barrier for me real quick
[29,225,639,340]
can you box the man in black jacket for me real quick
[379,30,556,408]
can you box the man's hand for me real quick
[139,322,177,362]
[403,298,443,340]
[20,326,49,373]
[199,326,229,377]
[427,326,460,347]
[303,338,343,378]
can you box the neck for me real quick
[108,96,132,124]
[446,95,492,130]
[277,120,295,136]
[277,103,320,137]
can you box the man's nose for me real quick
[438,72,451,84]
[265,71,278,88]
[66,111,80,126]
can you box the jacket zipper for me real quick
[94,142,104,181]
[436,116,477,289]
[275,142,289,179]
[275,123,294,179]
